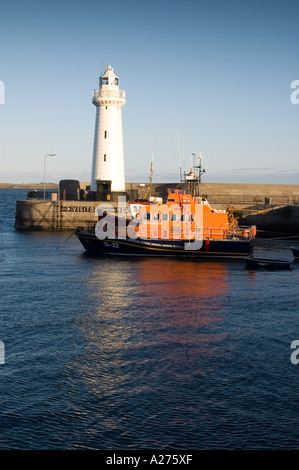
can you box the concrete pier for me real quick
[14,182,299,232]
[15,200,96,230]
[14,200,121,231]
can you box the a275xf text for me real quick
[106,454,192,467]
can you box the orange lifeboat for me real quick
[136,188,244,242]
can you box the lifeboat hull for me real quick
[75,230,253,258]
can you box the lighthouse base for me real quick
[109,191,128,202]
[87,180,127,202]
[86,190,128,202]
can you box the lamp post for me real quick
[43,154,56,199]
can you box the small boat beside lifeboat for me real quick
[245,255,294,270]
[291,247,299,260]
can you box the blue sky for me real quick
[0,0,298,184]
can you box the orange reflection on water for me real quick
[134,258,229,342]
[74,257,231,395]
[135,259,228,305]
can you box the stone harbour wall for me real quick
[14,182,299,232]
[15,200,102,231]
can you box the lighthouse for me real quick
[90,66,126,198]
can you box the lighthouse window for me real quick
[104,154,106,162]
[104,130,107,139]
[102,77,108,85]
[115,78,119,86]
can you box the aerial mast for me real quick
[182,152,206,197]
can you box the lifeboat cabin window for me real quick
[162,213,168,221]
[170,214,177,222]
[181,214,186,222]
[189,214,195,222]
[153,213,160,221]
[143,212,151,221]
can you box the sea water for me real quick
[0,189,299,450]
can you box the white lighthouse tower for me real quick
[90,65,126,197]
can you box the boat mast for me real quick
[194,153,206,182]
[182,152,206,197]
[149,140,153,198]
[149,157,153,198]
[144,147,153,201]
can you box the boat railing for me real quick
[227,225,256,239]
[77,221,255,241]
[183,225,255,240]
[183,226,229,240]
